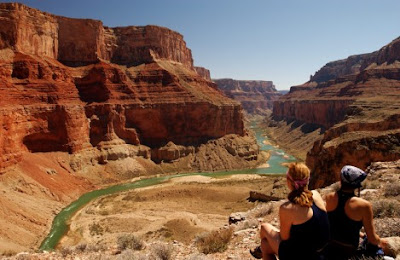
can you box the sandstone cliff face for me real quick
[214,78,281,114]
[0,3,257,251]
[271,36,400,188]
[0,3,194,69]
[310,53,372,83]
[0,3,248,173]
[194,66,211,81]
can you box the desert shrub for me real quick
[384,183,400,197]
[117,234,144,251]
[14,253,30,260]
[1,250,16,257]
[195,227,233,254]
[75,243,87,252]
[373,199,400,218]
[86,243,106,252]
[364,180,381,189]
[117,249,148,260]
[151,243,173,260]
[89,223,104,236]
[60,246,73,257]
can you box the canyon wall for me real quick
[271,36,400,188]
[0,3,260,251]
[214,78,281,114]
[0,3,194,69]
[194,66,211,81]
[0,2,250,174]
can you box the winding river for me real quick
[39,122,296,251]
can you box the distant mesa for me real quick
[214,78,282,114]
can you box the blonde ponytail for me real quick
[286,162,313,207]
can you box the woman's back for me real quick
[326,190,363,247]
[278,191,330,259]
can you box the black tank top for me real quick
[278,202,330,260]
[328,190,363,247]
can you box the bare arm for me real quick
[362,202,380,246]
[279,204,292,241]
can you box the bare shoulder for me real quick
[280,200,292,211]
[280,200,292,210]
[324,191,338,211]
[324,191,336,200]
[311,190,323,199]
[312,190,327,210]
[351,196,372,208]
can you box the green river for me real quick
[39,122,296,251]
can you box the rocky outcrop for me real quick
[272,99,353,130]
[309,37,400,84]
[271,36,400,188]
[194,66,211,81]
[309,53,372,83]
[0,3,260,252]
[308,115,400,188]
[214,78,280,114]
[0,3,194,68]
[0,3,250,174]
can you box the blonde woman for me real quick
[251,162,330,260]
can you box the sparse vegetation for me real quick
[60,246,73,257]
[195,227,233,254]
[89,223,104,236]
[187,254,212,260]
[384,183,400,197]
[86,243,106,252]
[75,243,87,252]
[117,249,147,260]
[117,234,144,250]
[365,180,381,189]
[1,250,17,257]
[372,199,400,218]
[151,243,173,260]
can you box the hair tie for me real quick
[287,171,309,190]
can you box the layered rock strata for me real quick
[0,3,250,173]
[0,3,260,251]
[271,36,400,188]
[214,78,281,114]
[194,66,211,81]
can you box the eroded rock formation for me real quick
[0,3,261,251]
[194,66,211,81]
[271,36,400,188]
[214,78,280,114]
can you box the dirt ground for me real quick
[60,174,285,248]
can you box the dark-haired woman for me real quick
[252,162,330,260]
[323,165,388,259]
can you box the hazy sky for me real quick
[4,0,400,90]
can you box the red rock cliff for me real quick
[0,3,194,69]
[214,78,281,114]
[271,36,400,188]
[0,3,247,173]
[195,66,211,81]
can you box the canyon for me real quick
[214,79,281,115]
[270,36,400,188]
[0,3,265,252]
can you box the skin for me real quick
[324,186,388,250]
[259,179,327,260]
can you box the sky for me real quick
[3,0,400,90]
